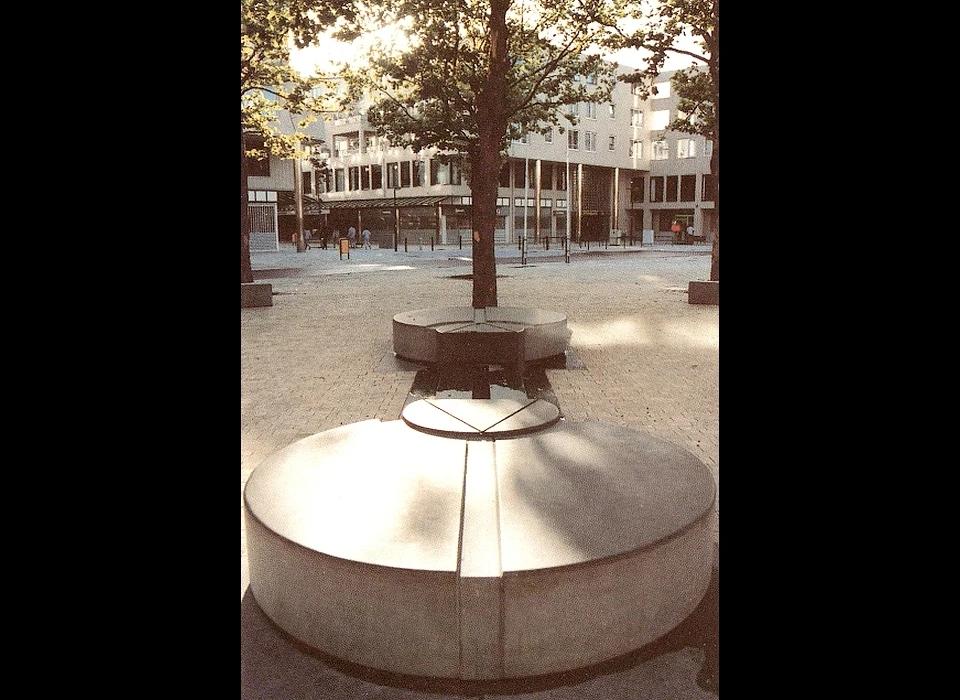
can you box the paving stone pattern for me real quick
[241,244,719,699]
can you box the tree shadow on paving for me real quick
[240,547,718,699]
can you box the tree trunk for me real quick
[241,125,254,284]
[470,0,510,309]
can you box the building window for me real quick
[556,167,567,190]
[702,174,716,202]
[567,102,580,118]
[335,168,345,191]
[567,130,580,150]
[401,161,411,187]
[431,160,450,185]
[680,174,696,201]
[371,163,383,189]
[630,177,644,203]
[608,104,616,119]
[360,165,371,190]
[544,129,553,143]
[244,134,270,176]
[540,162,553,189]
[387,162,400,189]
[649,177,664,203]
[652,81,671,98]
[631,83,643,96]
[413,160,426,186]
[585,102,597,120]
[348,166,360,190]
[514,161,527,189]
[677,139,697,158]
[666,176,678,201]
[585,131,597,151]
[631,140,642,158]
[705,140,714,157]
[630,109,643,128]
[651,110,671,130]
[608,135,616,151]
[652,140,669,160]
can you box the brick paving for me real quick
[241,243,719,699]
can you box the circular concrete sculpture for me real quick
[244,397,716,681]
[392,307,572,365]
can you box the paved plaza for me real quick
[241,242,719,699]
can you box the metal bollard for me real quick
[431,236,434,251]
[404,238,408,252]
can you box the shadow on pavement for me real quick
[241,548,717,699]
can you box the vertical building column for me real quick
[577,163,583,243]
[534,160,541,243]
[612,167,620,243]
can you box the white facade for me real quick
[245,69,716,249]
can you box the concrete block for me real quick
[688,280,719,305]
[241,283,273,308]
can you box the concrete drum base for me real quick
[393,307,572,365]
[244,398,716,681]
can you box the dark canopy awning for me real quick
[277,191,323,215]
[320,195,448,209]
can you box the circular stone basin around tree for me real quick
[392,307,572,365]
[244,397,716,681]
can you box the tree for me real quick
[341,0,621,308]
[605,0,719,280]
[241,0,356,281]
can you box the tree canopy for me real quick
[241,0,356,157]
[241,0,357,279]
[342,0,621,168]
[338,0,625,306]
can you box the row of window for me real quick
[631,174,716,204]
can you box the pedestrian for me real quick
[362,227,371,249]
[686,224,694,243]
[348,225,357,248]
[304,228,313,249]
[670,220,682,244]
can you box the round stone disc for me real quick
[402,397,560,438]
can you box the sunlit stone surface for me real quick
[244,399,716,680]
[392,307,572,365]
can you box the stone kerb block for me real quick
[688,280,719,305]
[241,283,273,308]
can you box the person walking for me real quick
[670,220,682,244]
[347,225,357,248]
[362,227,372,249]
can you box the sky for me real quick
[290,26,704,77]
